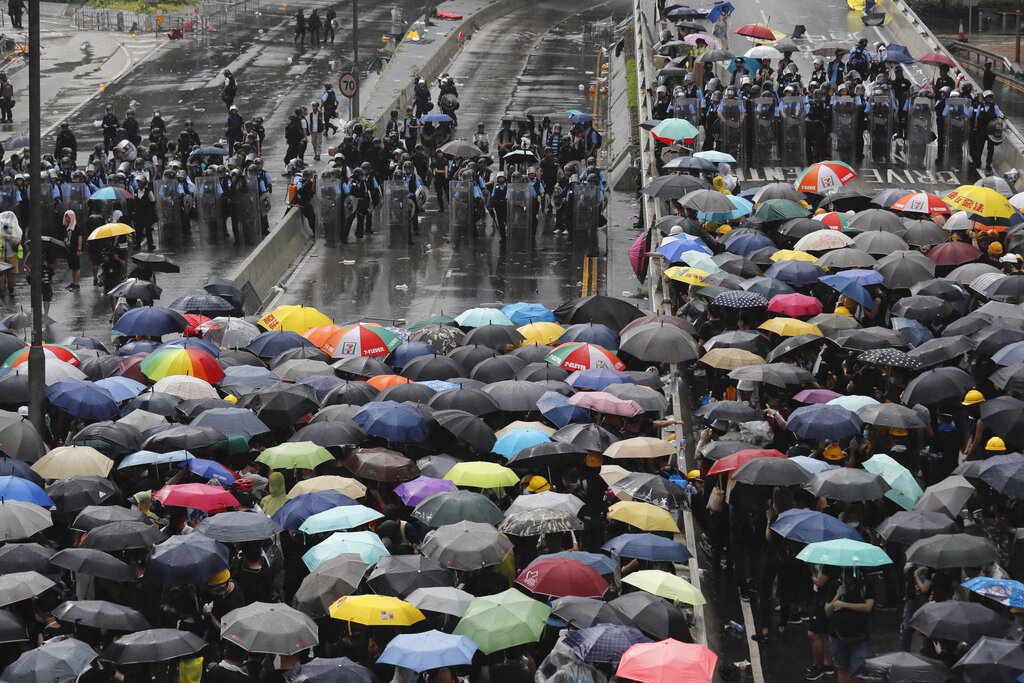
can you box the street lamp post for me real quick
[352,0,360,119]
[27,3,45,434]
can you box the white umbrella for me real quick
[745,45,783,60]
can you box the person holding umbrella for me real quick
[0,210,21,298]
[825,568,876,683]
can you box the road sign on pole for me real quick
[339,72,358,99]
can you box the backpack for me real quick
[589,128,602,149]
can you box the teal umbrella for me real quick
[454,308,514,328]
[862,453,924,510]
[299,505,384,534]
[826,395,880,412]
[796,539,892,567]
[302,531,389,571]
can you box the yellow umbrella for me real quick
[758,317,823,337]
[495,421,555,438]
[700,348,766,370]
[31,446,113,479]
[329,594,425,626]
[517,322,565,346]
[86,223,134,241]
[288,476,367,500]
[445,461,520,488]
[945,185,1016,219]
[608,501,680,532]
[770,249,818,263]
[622,569,706,605]
[664,266,710,286]
[604,436,675,459]
[260,305,333,333]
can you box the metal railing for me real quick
[948,40,1024,78]
[73,8,156,33]
[73,0,260,34]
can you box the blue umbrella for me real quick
[764,261,826,286]
[378,630,477,673]
[6,135,29,148]
[157,337,222,357]
[728,56,762,77]
[564,624,652,664]
[539,551,618,575]
[417,379,460,392]
[819,274,876,310]
[891,316,933,348]
[962,577,1024,607]
[118,450,194,469]
[786,404,863,440]
[299,504,383,534]
[725,232,775,256]
[179,458,236,486]
[537,390,590,428]
[145,533,230,585]
[664,156,718,173]
[698,195,754,222]
[656,239,714,263]
[272,491,359,531]
[501,302,556,325]
[602,533,693,563]
[3,638,97,682]
[770,508,861,543]
[220,365,281,389]
[303,531,390,570]
[0,455,43,485]
[296,374,345,400]
[557,323,621,349]
[0,475,53,506]
[112,306,188,337]
[195,146,229,156]
[707,1,734,21]
[246,330,317,358]
[742,276,795,298]
[569,112,594,124]
[46,380,119,420]
[353,401,430,443]
[94,377,148,402]
[567,369,636,390]
[88,186,132,201]
[882,44,915,64]
[994,341,1024,366]
[116,339,161,356]
[387,341,438,368]
[420,113,454,123]
[788,455,838,474]
[170,293,233,315]
[492,428,551,458]
[832,268,884,285]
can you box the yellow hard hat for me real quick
[208,568,231,586]
[962,390,986,406]
[687,469,702,480]
[986,436,1007,452]
[823,444,844,461]
[719,224,732,235]
[834,306,853,317]
[526,476,550,493]
[990,242,1004,255]
[585,453,604,468]
[814,208,826,215]
[224,394,238,404]
[890,427,909,437]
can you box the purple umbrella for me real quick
[793,389,844,404]
[393,476,457,507]
[628,232,652,285]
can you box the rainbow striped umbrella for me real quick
[795,161,857,193]
[140,347,225,383]
[3,345,80,368]
[545,343,625,372]
[322,323,403,357]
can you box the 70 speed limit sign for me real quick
[338,72,358,99]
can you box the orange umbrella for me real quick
[367,374,413,391]
[303,324,347,349]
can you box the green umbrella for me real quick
[454,308,514,328]
[650,118,699,143]
[256,442,333,470]
[754,199,810,222]
[408,314,458,333]
[453,588,552,654]
[796,539,891,567]
[862,453,923,511]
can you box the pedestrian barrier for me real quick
[73,0,260,35]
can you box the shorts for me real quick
[42,281,52,302]
[829,637,868,673]
[3,255,18,274]
[67,252,80,272]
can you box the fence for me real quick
[73,0,261,35]
[948,39,1024,78]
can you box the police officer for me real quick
[805,86,829,164]
[178,120,201,158]
[283,115,304,169]
[430,147,449,211]
[0,74,13,123]
[102,105,120,152]
[653,85,672,119]
[972,90,1004,171]
[402,106,420,154]
[226,106,244,151]
[294,168,316,231]
[346,167,371,242]
[848,38,871,80]
[322,84,340,136]
[221,70,238,110]
[491,170,508,241]
[403,160,423,239]
[54,123,77,161]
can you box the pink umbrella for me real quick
[617,639,718,683]
[793,388,844,404]
[766,293,824,317]
[629,231,652,284]
[919,52,956,67]
[684,32,717,49]
[567,391,644,417]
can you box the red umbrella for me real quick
[617,639,718,683]
[117,353,153,386]
[515,557,609,598]
[890,192,951,214]
[734,23,777,40]
[629,231,653,285]
[926,241,982,266]
[766,293,824,317]
[153,483,240,512]
[183,314,212,337]
[919,53,956,67]
[707,449,786,475]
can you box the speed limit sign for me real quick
[338,72,358,99]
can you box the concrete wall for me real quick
[229,207,312,303]
[607,42,640,192]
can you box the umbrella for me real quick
[221,602,318,655]
[901,367,974,406]
[795,161,857,193]
[46,476,116,512]
[300,505,383,534]
[608,501,678,532]
[0,543,54,574]
[146,533,229,585]
[153,483,239,512]
[551,596,632,629]
[52,600,150,631]
[288,476,366,500]
[953,637,1024,683]
[421,521,512,569]
[439,139,482,157]
[444,461,519,488]
[104,628,207,664]
[328,594,425,628]
[862,453,924,510]
[293,553,370,618]
[602,533,692,563]
[516,556,608,598]
[500,509,583,536]
[453,588,551,654]
[72,505,145,532]
[876,251,936,288]
[505,491,584,516]
[786,404,862,440]
[610,592,691,641]
[640,175,709,200]
[406,586,475,617]
[0,571,56,606]
[273,491,359,530]
[353,401,429,443]
[393,476,457,507]
[622,570,705,605]
[804,468,890,502]
[610,473,686,510]
[962,577,1024,607]
[366,554,451,597]
[908,601,1006,644]
[876,510,960,545]
[796,539,892,567]
[915,475,975,517]
[45,381,119,421]
[565,624,651,664]
[905,533,999,568]
[855,652,947,683]
[31,446,113,480]
[113,306,188,337]
[619,323,698,363]
[0,476,51,507]
[413,489,503,526]
[378,630,477,673]
[650,119,699,144]
[195,511,281,542]
[732,457,810,486]
[303,531,389,571]
[946,185,1016,218]
[770,508,862,543]
[617,639,717,683]
[2,638,96,683]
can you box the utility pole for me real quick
[27,3,44,434]
[1016,0,1021,64]
[352,0,360,119]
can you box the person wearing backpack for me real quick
[321,84,340,135]
[221,69,239,110]
[825,569,875,683]
[583,120,602,158]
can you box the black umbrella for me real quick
[0,609,25,643]
[506,440,587,466]
[827,329,891,352]
[415,453,461,479]
[376,382,436,404]
[412,489,503,527]
[79,521,164,551]
[71,505,145,532]
[132,252,180,273]
[804,469,890,502]
[0,455,42,486]
[855,651,947,683]
[332,355,392,378]
[941,315,992,338]
[907,335,976,366]
[907,601,1005,645]
[778,217,826,239]
[855,403,928,429]
[953,636,1024,683]
[980,396,1024,446]
[515,362,570,382]
[284,657,379,683]
[0,415,47,462]
[431,409,495,452]
[289,420,365,448]
[482,380,548,412]
[447,344,500,370]
[195,511,282,542]
[732,457,810,487]
[765,333,825,362]
[53,600,151,631]
[141,424,225,452]
[554,295,645,332]
[462,324,525,350]
[992,363,1024,392]
[905,534,1000,568]
[901,367,974,407]
[509,344,557,363]
[320,380,378,407]
[553,423,619,453]
[551,596,633,629]
[856,348,926,371]
[70,421,144,456]
[0,373,29,408]
[972,326,1024,356]
[693,401,760,422]
[366,554,452,597]
[107,278,162,301]
[611,473,686,510]
[103,628,206,664]
[269,346,332,368]
[424,387,499,415]
[401,354,466,381]
[46,476,117,513]
[640,174,709,199]
[470,355,527,383]
[890,295,955,324]
[608,592,691,642]
[705,330,762,352]
[124,392,181,417]
[0,542,55,574]
[247,387,319,427]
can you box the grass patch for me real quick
[626,59,638,109]
[86,0,195,12]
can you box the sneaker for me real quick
[787,615,804,624]
[803,666,823,681]
[822,665,836,676]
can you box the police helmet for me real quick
[813,57,823,67]
[950,89,961,98]
[402,161,415,173]
[352,167,365,178]
[126,108,135,116]
[724,86,737,98]
[302,168,315,179]
[984,90,995,99]
[361,162,372,172]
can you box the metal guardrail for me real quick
[948,40,1024,77]
[73,0,260,34]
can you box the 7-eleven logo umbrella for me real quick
[795,161,857,193]
[889,192,951,214]
[322,323,402,357]
[545,342,625,372]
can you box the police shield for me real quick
[195,176,224,245]
[383,179,410,248]
[752,97,776,166]
[0,185,17,215]
[574,182,602,246]
[832,96,859,165]
[674,97,701,147]
[61,182,89,223]
[719,98,745,164]
[153,178,181,248]
[943,97,970,172]
[316,176,344,248]
[238,176,262,246]
[506,181,531,255]
[448,180,474,247]
[779,96,806,167]
[869,94,893,165]
[906,97,934,169]
[37,182,57,238]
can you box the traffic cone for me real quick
[958,19,966,41]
